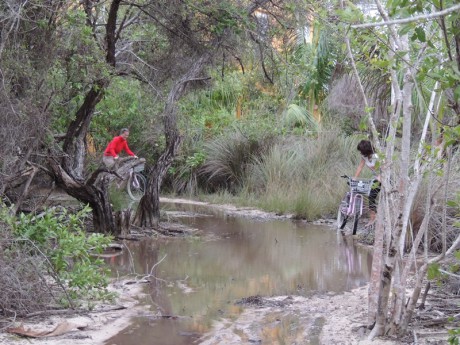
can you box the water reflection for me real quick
[106,203,372,345]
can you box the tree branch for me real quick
[351,3,460,29]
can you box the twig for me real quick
[12,239,75,309]
[0,313,16,331]
[149,254,167,276]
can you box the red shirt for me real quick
[104,136,135,157]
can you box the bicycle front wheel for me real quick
[337,195,349,230]
[127,172,146,201]
[351,198,362,235]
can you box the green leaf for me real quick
[447,200,458,207]
[399,24,413,36]
[455,251,460,261]
[372,60,390,68]
[427,263,441,280]
[415,27,426,42]
[454,86,460,103]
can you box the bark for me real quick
[365,2,419,336]
[134,136,182,228]
[134,53,211,228]
[62,82,106,181]
[48,0,122,232]
[114,209,132,237]
[11,166,37,215]
[106,0,121,66]
[48,157,115,233]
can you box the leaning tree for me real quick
[132,0,283,227]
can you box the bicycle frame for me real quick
[338,175,372,234]
[343,192,364,218]
[129,169,139,188]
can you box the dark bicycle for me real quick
[337,175,373,235]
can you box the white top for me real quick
[363,154,378,175]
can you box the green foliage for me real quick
[3,205,113,303]
[449,328,460,345]
[170,149,207,195]
[427,263,441,280]
[46,8,109,133]
[91,77,161,158]
[185,0,246,36]
[282,103,319,132]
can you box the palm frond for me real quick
[282,103,319,131]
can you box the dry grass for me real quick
[0,230,62,322]
[411,153,460,252]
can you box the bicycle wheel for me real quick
[127,172,146,201]
[336,195,349,230]
[351,198,363,235]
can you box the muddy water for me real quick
[105,202,372,345]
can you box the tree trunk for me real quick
[134,135,182,228]
[48,158,115,233]
[62,83,105,180]
[114,209,132,237]
[46,0,122,233]
[134,53,211,228]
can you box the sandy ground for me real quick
[0,280,149,345]
[0,198,451,345]
[1,283,449,345]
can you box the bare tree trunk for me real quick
[134,136,182,228]
[134,53,211,228]
[62,83,106,180]
[114,209,132,237]
[48,157,114,233]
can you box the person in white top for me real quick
[354,140,381,227]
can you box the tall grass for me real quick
[244,131,362,219]
[410,152,460,252]
[199,128,275,193]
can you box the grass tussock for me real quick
[199,130,274,193]
[244,131,362,219]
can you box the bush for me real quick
[0,204,113,315]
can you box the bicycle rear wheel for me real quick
[127,172,146,201]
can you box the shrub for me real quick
[1,204,113,315]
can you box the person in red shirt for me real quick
[103,128,138,168]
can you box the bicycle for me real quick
[337,175,373,235]
[126,161,147,201]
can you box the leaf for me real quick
[427,263,441,280]
[447,200,458,207]
[372,59,390,68]
[414,27,426,42]
[398,24,413,36]
[454,86,460,103]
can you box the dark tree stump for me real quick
[114,209,132,237]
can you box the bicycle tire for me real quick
[337,195,349,230]
[127,172,146,201]
[352,198,362,235]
